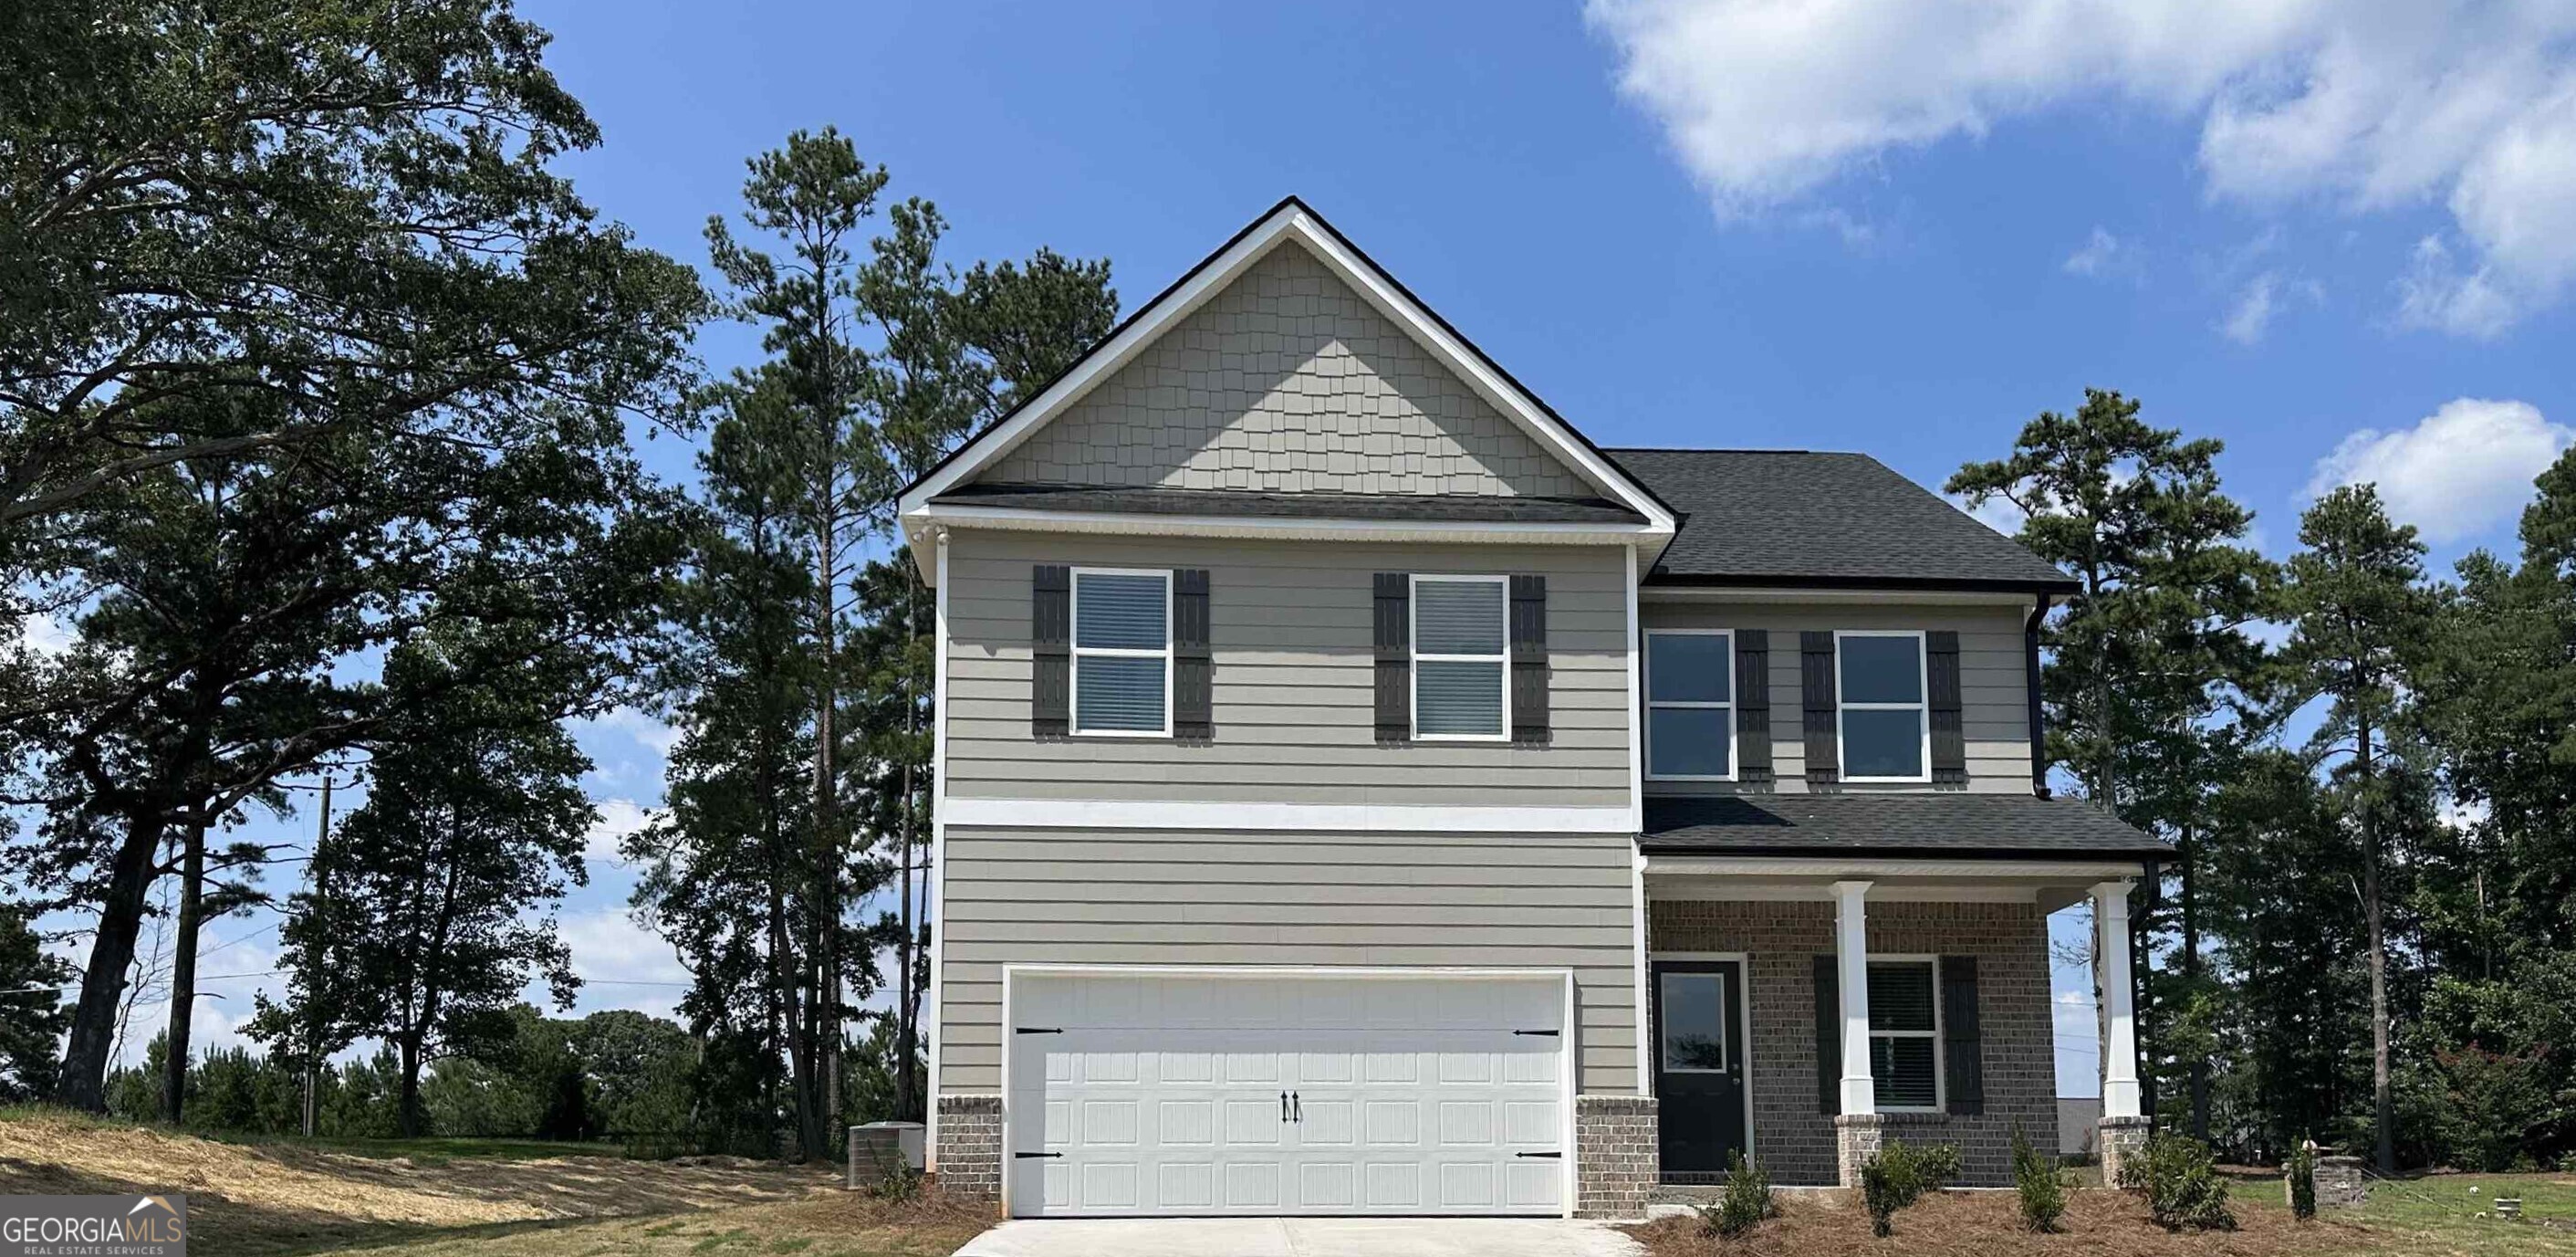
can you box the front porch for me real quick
[1640,854,2150,1189]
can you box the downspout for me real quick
[2025,593,2052,799]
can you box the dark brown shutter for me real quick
[1941,956,1984,1116]
[1173,569,1212,739]
[1032,565,1070,738]
[1736,629,1772,786]
[1373,573,1411,743]
[1510,574,1549,744]
[1928,629,1966,785]
[1813,955,1841,1116]
[1801,632,1839,784]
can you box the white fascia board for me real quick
[895,202,1675,539]
[941,797,1637,834]
[903,504,1663,582]
[1642,854,2153,880]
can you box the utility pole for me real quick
[302,772,333,1138]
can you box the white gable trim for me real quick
[895,200,1676,538]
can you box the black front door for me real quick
[1652,958,1748,1178]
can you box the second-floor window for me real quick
[1413,575,1507,739]
[1072,568,1171,736]
[1645,630,1732,780]
[1837,631,1927,781]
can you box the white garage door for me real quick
[1006,971,1568,1217]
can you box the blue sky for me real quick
[55,2,2576,1097]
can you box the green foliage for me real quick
[871,1159,924,1204]
[2288,1143,2318,1220]
[1700,1148,1774,1239]
[2123,1134,2237,1231]
[1857,1138,1958,1238]
[2010,1126,2064,1233]
[2413,1042,2561,1172]
[0,907,69,1102]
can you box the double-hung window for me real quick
[1412,575,1508,739]
[1070,569,1171,736]
[1867,958,1942,1111]
[1837,631,1927,781]
[1645,630,1733,780]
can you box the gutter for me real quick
[2027,592,2053,799]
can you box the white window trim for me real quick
[1866,953,1944,1114]
[1069,566,1173,738]
[1656,967,1732,1074]
[1644,628,1735,781]
[1834,629,1932,784]
[1410,572,1511,742]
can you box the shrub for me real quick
[2126,1133,2237,1231]
[1858,1138,1959,1238]
[1701,1148,1776,1239]
[2011,1125,2064,1233]
[2287,1143,2317,1220]
[872,1159,923,1203]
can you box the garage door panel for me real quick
[1007,973,1567,1217]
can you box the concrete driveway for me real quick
[953,1217,1643,1257]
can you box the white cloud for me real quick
[2306,398,2572,543]
[1587,0,2576,330]
[582,798,663,868]
[16,613,74,655]
[556,908,691,1021]
[2221,272,2282,343]
[589,706,682,755]
[1950,492,2027,538]
[2063,226,2141,280]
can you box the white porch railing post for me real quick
[2094,879,2142,1118]
[1831,879,1876,1116]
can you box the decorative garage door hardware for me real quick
[1278,1091,1304,1122]
[1515,1152,1563,1159]
[1512,1029,1559,1037]
[1014,1026,1062,1034]
[1014,1152,1062,1159]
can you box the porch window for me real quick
[1868,959,1941,1110]
[1413,575,1508,738]
[1837,632,1927,780]
[1645,630,1733,779]
[1072,569,1172,735]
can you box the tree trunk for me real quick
[811,445,840,1157]
[162,822,207,1124]
[398,1035,423,1138]
[57,815,167,1111]
[2182,824,2209,1142]
[2360,712,2395,1174]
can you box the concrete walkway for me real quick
[953,1217,1645,1257]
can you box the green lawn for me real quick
[2231,1167,2576,1256]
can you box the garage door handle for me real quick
[1015,1027,1063,1035]
[1517,1151,1563,1159]
[1513,1029,1560,1037]
[1014,1152,1062,1159]
[1281,1091,1289,1122]
[1291,1091,1302,1123]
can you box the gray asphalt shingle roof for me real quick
[933,483,1648,525]
[1604,448,2076,590]
[1642,793,2171,858]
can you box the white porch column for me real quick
[2094,879,2142,1118]
[1831,879,1875,1116]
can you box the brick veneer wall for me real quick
[988,243,1587,498]
[1576,1095,1658,1219]
[934,1094,1004,1203]
[1650,899,2056,1188]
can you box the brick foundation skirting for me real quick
[1576,1095,1659,1219]
[934,1095,1003,1202]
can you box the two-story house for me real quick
[894,198,2169,1220]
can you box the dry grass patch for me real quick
[0,1112,847,1256]
[333,1191,994,1257]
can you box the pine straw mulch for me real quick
[1622,1189,2374,1257]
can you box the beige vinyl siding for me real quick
[944,529,1632,808]
[984,241,1589,498]
[938,826,1642,1095]
[1641,600,2032,795]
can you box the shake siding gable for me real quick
[981,242,1591,498]
[944,529,1632,808]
